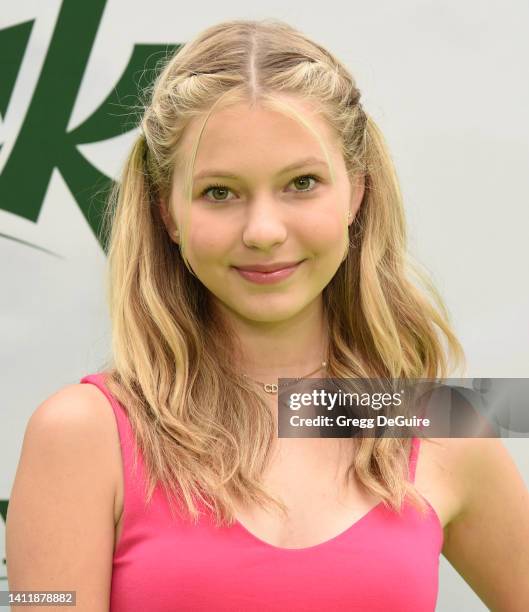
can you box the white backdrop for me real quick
[1,1,528,609]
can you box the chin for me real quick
[231,298,312,324]
[245,311,298,324]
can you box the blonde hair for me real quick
[101,19,465,525]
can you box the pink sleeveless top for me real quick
[81,373,443,611]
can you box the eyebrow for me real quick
[192,156,329,181]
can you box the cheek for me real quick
[186,223,232,263]
[301,212,347,253]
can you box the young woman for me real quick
[6,19,529,612]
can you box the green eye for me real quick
[291,175,319,192]
[200,184,233,201]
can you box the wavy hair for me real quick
[101,19,465,525]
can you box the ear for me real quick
[159,199,180,244]
[348,174,365,225]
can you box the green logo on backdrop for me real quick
[0,0,180,569]
[0,0,180,250]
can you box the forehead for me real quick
[176,95,342,172]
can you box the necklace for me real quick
[242,360,328,395]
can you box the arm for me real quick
[5,384,121,611]
[442,438,529,612]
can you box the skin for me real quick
[6,95,529,611]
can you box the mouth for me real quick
[232,260,305,284]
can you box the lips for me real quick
[232,260,305,284]
[233,260,303,273]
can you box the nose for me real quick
[241,198,288,251]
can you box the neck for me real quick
[216,297,329,383]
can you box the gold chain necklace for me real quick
[242,360,328,395]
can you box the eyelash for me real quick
[198,174,322,202]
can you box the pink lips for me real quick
[233,261,304,284]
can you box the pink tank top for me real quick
[81,372,443,611]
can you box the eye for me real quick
[199,183,235,202]
[289,174,321,193]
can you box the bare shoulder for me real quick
[452,436,528,508]
[31,381,118,432]
[28,381,124,521]
[418,436,521,520]
[6,382,123,604]
[26,382,123,493]
[428,437,525,503]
